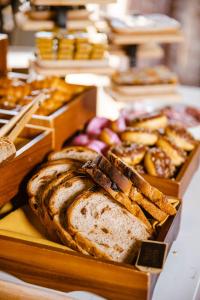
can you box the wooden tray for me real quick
[143,143,200,197]
[31,60,114,76]
[105,86,181,103]
[0,86,97,150]
[109,31,184,45]
[31,0,116,6]
[0,202,181,300]
[111,83,177,95]
[0,123,52,207]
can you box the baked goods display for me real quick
[0,76,86,115]
[121,104,200,128]
[70,113,198,180]
[36,31,108,61]
[112,65,178,86]
[27,145,178,263]
[107,14,181,34]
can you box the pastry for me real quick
[144,147,175,178]
[109,142,146,166]
[120,128,158,145]
[156,136,186,166]
[129,113,168,130]
[165,125,196,151]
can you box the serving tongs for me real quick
[0,93,46,165]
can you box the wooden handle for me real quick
[0,279,74,300]
[0,93,46,141]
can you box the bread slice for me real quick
[28,159,80,216]
[107,151,176,216]
[67,189,150,263]
[48,146,98,162]
[38,170,79,238]
[91,155,169,222]
[48,176,93,252]
[84,163,152,231]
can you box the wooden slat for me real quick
[0,34,8,76]
[110,31,184,45]
[0,279,74,300]
[31,0,116,6]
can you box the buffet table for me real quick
[0,85,200,300]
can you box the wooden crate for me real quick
[143,143,200,197]
[0,123,52,207]
[0,86,97,150]
[104,86,181,103]
[0,34,8,76]
[0,203,181,300]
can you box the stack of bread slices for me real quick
[28,146,177,263]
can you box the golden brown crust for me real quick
[85,165,152,232]
[91,155,169,222]
[107,151,176,215]
[144,147,175,178]
[48,146,98,162]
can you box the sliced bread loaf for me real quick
[48,176,93,252]
[48,146,98,162]
[28,159,80,216]
[107,151,176,215]
[84,163,152,231]
[67,189,150,263]
[93,155,169,222]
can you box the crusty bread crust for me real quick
[107,152,176,215]
[48,176,93,252]
[87,156,169,222]
[48,146,98,162]
[85,165,152,231]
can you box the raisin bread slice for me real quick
[28,159,81,216]
[107,151,176,215]
[48,146,98,162]
[48,176,93,253]
[93,155,169,222]
[84,163,152,232]
[38,170,79,238]
[67,189,150,263]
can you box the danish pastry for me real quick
[156,136,186,166]
[144,147,175,178]
[110,142,146,166]
[165,125,196,151]
[129,113,168,130]
[120,128,158,146]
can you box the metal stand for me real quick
[55,6,72,29]
[124,44,138,68]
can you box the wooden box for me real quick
[0,122,52,207]
[143,143,200,198]
[0,86,96,150]
[0,34,8,76]
[0,202,181,300]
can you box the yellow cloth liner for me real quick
[0,205,71,251]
